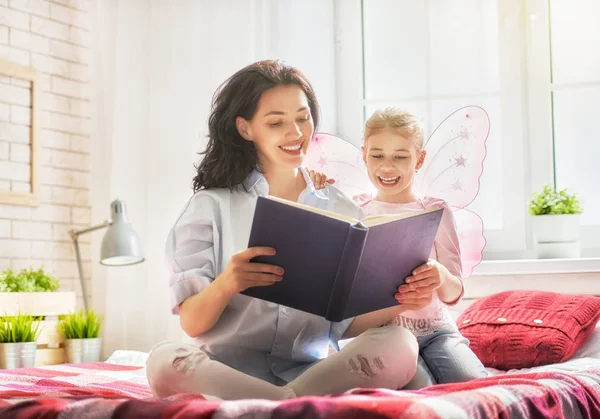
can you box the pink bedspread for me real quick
[1,358,600,418]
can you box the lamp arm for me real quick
[68,220,111,240]
[69,219,110,311]
[73,237,89,311]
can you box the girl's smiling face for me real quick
[363,128,425,203]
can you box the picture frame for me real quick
[0,59,40,207]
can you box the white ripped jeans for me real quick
[145,325,418,400]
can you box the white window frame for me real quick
[526,0,600,253]
[334,0,600,258]
[333,0,531,258]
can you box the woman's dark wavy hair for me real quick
[193,60,320,192]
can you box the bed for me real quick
[1,352,600,418]
[1,270,600,418]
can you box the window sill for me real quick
[472,257,600,276]
[459,258,600,305]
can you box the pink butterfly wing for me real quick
[304,133,376,198]
[415,106,489,277]
[452,207,486,278]
[415,106,489,209]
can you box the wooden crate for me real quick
[0,292,76,367]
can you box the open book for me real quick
[242,196,443,322]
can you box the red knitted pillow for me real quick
[456,290,600,370]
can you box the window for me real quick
[334,0,600,258]
[537,0,600,247]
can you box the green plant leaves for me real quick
[58,310,104,339]
[0,267,60,293]
[0,313,41,343]
[528,184,582,216]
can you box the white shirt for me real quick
[165,168,363,383]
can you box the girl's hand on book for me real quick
[394,287,433,311]
[402,260,448,293]
[308,170,335,190]
[215,247,284,297]
[395,260,449,308]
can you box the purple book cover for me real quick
[244,196,443,322]
[244,196,351,318]
[341,210,443,319]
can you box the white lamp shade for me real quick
[100,200,144,266]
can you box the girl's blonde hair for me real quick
[363,107,425,151]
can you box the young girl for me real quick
[311,107,488,388]
[145,62,435,401]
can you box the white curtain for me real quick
[89,0,337,358]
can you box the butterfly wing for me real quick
[304,132,376,199]
[414,106,489,209]
[452,206,486,278]
[415,106,489,276]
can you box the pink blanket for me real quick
[1,358,600,418]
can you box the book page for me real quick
[361,207,442,227]
[265,196,358,224]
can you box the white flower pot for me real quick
[0,342,37,369]
[531,214,581,259]
[534,242,581,259]
[65,338,102,363]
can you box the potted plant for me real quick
[58,310,104,363]
[0,267,76,367]
[528,184,583,258]
[0,267,59,292]
[0,312,41,369]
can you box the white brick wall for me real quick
[0,141,8,159]
[0,0,92,308]
[9,142,30,163]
